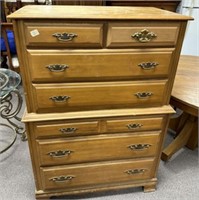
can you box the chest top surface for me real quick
[8,5,192,21]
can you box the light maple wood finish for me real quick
[33,80,168,113]
[28,49,173,82]
[40,158,155,190]
[107,22,180,47]
[23,106,174,122]
[34,116,163,138]
[37,132,160,166]
[24,22,103,47]
[162,55,199,161]
[34,120,99,138]
[106,117,163,133]
[171,56,199,116]
[8,5,190,199]
[8,5,190,20]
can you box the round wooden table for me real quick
[161,55,199,161]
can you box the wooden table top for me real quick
[171,55,199,116]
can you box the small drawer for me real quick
[37,132,160,166]
[32,80,168,113]
[106,117,163,133]
[40,158,155,190]
[34,121,99,138]
[24,22,103,48]
[107,22,180,47]
[28,49,173,83]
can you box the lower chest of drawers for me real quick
[25,110,171,195]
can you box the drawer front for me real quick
[37,132,160,166]
[33,116,164,138]
[32,80,168,113]
[28,50,173,82]
[34,121,99,138]
[24,23,103,47]
[106,117,163,133]
[40,158,155,190]
[107,22,180,47]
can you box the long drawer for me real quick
[24,22,103,47]
[40,158,155,190]
[32,80,168,113]
[107,22,180,47]
[28,49,173,82]
[37,132,160,166]
[33,116,163,138]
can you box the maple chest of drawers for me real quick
[9,5,191,200]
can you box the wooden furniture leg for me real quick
[144,184,156,192]
[186,121,198,150]
[161,115,196,161]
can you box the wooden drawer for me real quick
[37,132,160,166]
[107,22,180,47]
[33,116,163,138]
[24,22,103,47]
[32,80,168,113]
[40,158,155,190]
[34,120,99,138]
[106,117,163,133]
[28,49,173,82]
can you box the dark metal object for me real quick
[138,62,159,70]
[49,175,75,182]
[128,144,152,150]
[59,127,78,134]
[127,123,143,129]
[125,169,146,175]
[46,64,69,72]
[0,124,17,154]
[47,150,74,158]
[52,32,77,41]
[49,95,70,102]
[135,92,153,99]
[131,29,157,43]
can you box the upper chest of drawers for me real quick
[9,6,191,114]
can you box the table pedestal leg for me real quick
[161,115,196,161]
[186,122,198,150]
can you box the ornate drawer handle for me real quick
[49,175,75,182]
[52,32,77,42]
[125,169,146,175]
[46,64,69,72]
[131,29,157,43]
[135,92,153,99]
[59,127,78,134]
[47,150,74,158]
[128,144,152,150]
[49,96,70,103]
[138,62,159,70]
[127,123,143,129]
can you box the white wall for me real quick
[178,0,199,56]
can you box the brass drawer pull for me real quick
[128,144,152,150]
[59,127,78,134]
[125,169,146,175]
[138,62,159,70]
[131,29,157,43]
[46,64,69,72]
[49,175,75,182]
[49,96,70,102]
[135,92,153,99]
[52,32,78,42]
[47,150,74,158]
[127,123,143,129]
